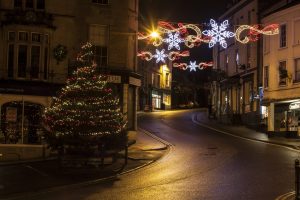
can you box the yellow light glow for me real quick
[150,31,159,38]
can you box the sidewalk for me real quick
[194,111,300,151]
[0,129,168,199]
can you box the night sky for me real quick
[139,0,231,62]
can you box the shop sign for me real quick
[6,107,17,122]
[107,75,121,83]
[289,102,300,110]
[129,77,141,87]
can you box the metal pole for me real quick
[295,159,300,200]
[21,96,24,144]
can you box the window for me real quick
[264,66,269,88]
[32,33,41,43]
[235,50,239,72]
[294,20,300,45]
[18,45,27,78]
[8,32,16,41]
[295,58,300,83]
[92,0,109,4]
[30,46,40,78]
[8,45,14,78]
[280,24,287,48]
[7,31,49,79]
[36,0,45,9]
[279,61,287,86]
[89,25,108,68]
[14,0,22,8]
[26,0,34,8]
[157,74,160,88]
[165,73,170,87]
[225,55,229,73]
[264,35,270,53]
[247,44,251,67]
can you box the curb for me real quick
[192,114,300,153]
[2,128,171,200]
[275,191,295,200]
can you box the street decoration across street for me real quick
[173,61,213,71]
[137,49,190,63]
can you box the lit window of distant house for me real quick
[294,58,300,83]
[280,24,287,48]
[92,0,109,4]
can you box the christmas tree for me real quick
[43,43,127,155]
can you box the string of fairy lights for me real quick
[138,19,279,72]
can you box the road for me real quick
[13,110,297,200]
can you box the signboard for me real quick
[129,77,141,87]
[6,107,17,122]
[289,102,300,110]
[107,75,121,83]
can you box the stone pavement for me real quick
[194,111,300,151]
[0,129,168,200]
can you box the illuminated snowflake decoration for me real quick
[153,49,168,63]
[188,61,198,72]
[163,31,184,50]
[202,19,235,49]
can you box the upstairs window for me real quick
[26,0,34,9]
[36,0,45,9]
[279,61,287,86]
[14,0,22,8]
[92,0,109,5]
[294,58,300,83]
[280,24,287,48]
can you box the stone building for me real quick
[261,1,300,137]
[0,0,140,145]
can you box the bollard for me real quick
[295,159,300,200]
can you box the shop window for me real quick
[295,58,300,83]
[280,24,287,48]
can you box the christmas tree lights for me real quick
[43,43,126,151]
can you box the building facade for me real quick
[262,1,300,136]
[211,0,261,127]
[138,59,172,111]
[0,0,140,144]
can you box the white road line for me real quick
[192,114,300,153]
[23,165,49,177]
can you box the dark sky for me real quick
[139,0,231,62]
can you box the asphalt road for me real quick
[11,110,297,200]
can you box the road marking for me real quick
[275,191,295,200]
[192,114,300,153]
[23,165,49,177]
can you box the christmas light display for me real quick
[202,19,235,48]
[44,43,126,150]
[173,61,213,71]
[235,24,279,44]
[163,31,185,50]
[137,49,189,63]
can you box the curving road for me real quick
[20,110,296,200]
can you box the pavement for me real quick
[0,128,168,200]
[193,111,300,151]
